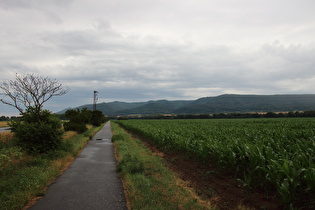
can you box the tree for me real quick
[1,74,69,154]
[0,73,69,115]
[64,109,88,133]
[63,108,107,133]
[91,110,106,126]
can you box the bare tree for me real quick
[0,73,69,114]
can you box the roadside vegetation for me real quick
[0,121,8,128]
[0,74,109,209]
[116,118,315,209]
[63,108,107,133]
[0,123,104,209]
[111,122,213,210]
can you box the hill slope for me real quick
[174,94,315,114]
[57,94,315,116]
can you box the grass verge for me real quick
[111,122,215,210]
[0,124,104,210]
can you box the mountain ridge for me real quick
[57,94,315,116]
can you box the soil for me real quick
[139,137,283,210]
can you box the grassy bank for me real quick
[0,124,104,210]
[111,122,214,210]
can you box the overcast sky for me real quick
[1,0,315,116]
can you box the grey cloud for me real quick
[1,0,315,115]
[43,31,106,55]
[251,43,315,80]
[0,0,73,24]
[0,0,74,10]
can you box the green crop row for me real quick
[115,118,315,208]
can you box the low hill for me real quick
[57,94,315,116]
[116,100,192,115]
[174,94,315,114]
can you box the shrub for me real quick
[91,110,105,126]
[63,121,87,134]
[64,108,106,132]
[11,108,64,154]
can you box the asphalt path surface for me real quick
[0,127,11,132]
[29,122,127,210]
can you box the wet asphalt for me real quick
[29,122,127,210]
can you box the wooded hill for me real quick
[57,94,315,116]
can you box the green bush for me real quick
[91,110,106,126]
[11,108,64,154]
[64,108,90,133]
[64,108,106,132]
[63,121,87,133]
[65,108,91,124]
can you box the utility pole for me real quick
[93,91,98,111]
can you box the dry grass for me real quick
[63,131,78,140]
[0,121,9,127]
[0,132,13,143]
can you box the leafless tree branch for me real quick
[0,73,69,114]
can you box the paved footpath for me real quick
[29,122,127,210]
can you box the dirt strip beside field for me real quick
[139,137,283,210]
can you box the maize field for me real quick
[116,118,315,208]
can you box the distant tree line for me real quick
[115,110,315,120]
[0,116,21,121]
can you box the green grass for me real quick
[115,118,315,209]
[111,122,214,210]
[0,124,104,210]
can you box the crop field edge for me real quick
[111,121,217,210]
[118,118,315,209]
[113,120,283,209]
